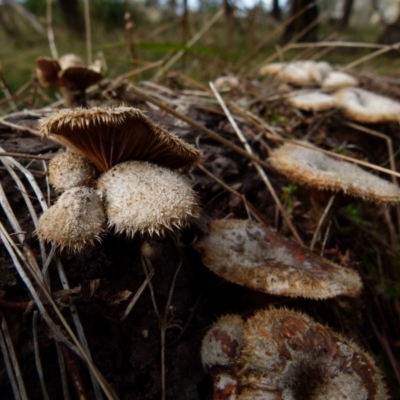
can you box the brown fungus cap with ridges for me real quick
[269,143,400,204]
[193,219,362,299]
[35,57,61,88]
[49,150,99,192]
[97,161,200,237]
[39,107,202,172]
[238,307,387,400]
[37,186,105,252]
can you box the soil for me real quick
[0,78,399,399]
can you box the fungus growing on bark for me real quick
[288,91,337,112]
[269,143,400,204]
[201,314,244,400]
[194,219,362,299]
[49,150,98,192]
[97,161,200,237]
[333,87,400,123]
[238,308,387,400]
[39,107,202,172]
[35,53,103,107]
[37,186,105,251]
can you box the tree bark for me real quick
[57,0,84,34]
[272,0,281,21]
[340,0,354,29]
[283,0,319,43]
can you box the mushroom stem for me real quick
[59,86,87,108]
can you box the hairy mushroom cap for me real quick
[288,91,337,112]
[269,143,400,204]
[321,71,358,89]
[39,107,202,172]
[49,150,99,192]
[238,308,387,400]
[37,186,105,251]
[35,57,61,88]
[201,315,244,400]
[97,161,200,237]
[333,87,400,123]
[259,61,332,86]
[194,219,362,299]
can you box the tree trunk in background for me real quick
[283,0,319,43]
[272,0,281,21]
[57,0,84,34]
[340,0,354,29]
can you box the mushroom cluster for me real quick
[260,60,400,122]
[35,53,103,107]
[37,106,202,251]
[202,308,387,399]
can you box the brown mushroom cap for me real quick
[37,186,105,251]
[333,87,400,123]
[269,143,400,204]
[239,308,387,400]
[288,91,337,112]
[59,66,103,90]
[49,150,99,192]
[193,219,362,299]
[97,161,200,237]
[39,107,202,172]
[35,57,61,88]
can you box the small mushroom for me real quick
[201,315,244,400]
[214,75,240,92]
[97,161,200,237]
[49,150,98,192]
[238,308,387,400]
[37,186,105,251]
[321,71,358,89]
[39,107,202,172]
[35,53,103,107]
[193,219,362,299]
[333,87,400,123]
[287,91,337,112]
[269,143,400,204]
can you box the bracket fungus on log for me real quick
[269,143,400,204]
[194,219,362,299]
[97,161,200,237]
[39,107,202,172]
[37,187,105,252]
[333,88,400,123]
[49,150,98,192]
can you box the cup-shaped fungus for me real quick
[238,308,387,400]
[35,53,103,107]
[37,186,105,251]
[194,219,362,299]
[269,143,400,204]
[333,88,400,123]
[201,315,245,399]
[49,150,98,192]
[97,161,200,237]
[39,107,202,172]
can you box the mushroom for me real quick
[269,143,400,204]
[321,71,358,89]
[37,186,105,251]
[49,150,98,192]
[35,53,103,107]
[287,91,337,112]
[214,75,240,92]
[39,107,202,172]
[238,308,387,400]
[333,87,400,123]
[97,160,200,237]
[201,314,244,399]
[193,219,362,299]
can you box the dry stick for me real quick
[123,0,137,64]
[45,0,58,59]
[340,41,400,72]
[0,151,51,160]
[56,343,71,400]
[209,81,304,245]
[0,117,42,137]
[83,0,92,65]
[0,312,28,399]
[310,194,336,251]
[144,16,182,40]
[0,79,32,108]
[127,84,400,180]
[292,32,338,61]
[0,66,17,111]
[278,40,392,51]
[152,7,224,81]
[33,311,51,400]
[234,1,317,71]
